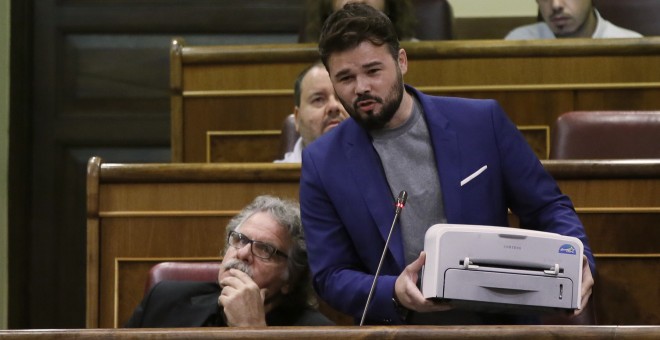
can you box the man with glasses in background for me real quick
[125,195,333,327]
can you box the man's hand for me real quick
[218,268,268,327]
[574,255,594,316]
[394,251,452,313]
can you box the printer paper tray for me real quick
[442,269,576,310]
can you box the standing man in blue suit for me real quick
[299,3,595,325]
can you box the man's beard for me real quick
[342,73,404,131]
[221,259,253,278]
[551,10,591,38]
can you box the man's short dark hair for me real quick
[318,2,400,69]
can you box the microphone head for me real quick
[397,190,408,205]
[395,190,407,213]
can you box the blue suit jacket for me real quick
[300,86,594,324]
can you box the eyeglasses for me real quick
[227,231,289,260]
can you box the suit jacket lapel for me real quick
[343,120,405,269]
[412,88,463,223]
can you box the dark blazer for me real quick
[299,85,594,325]
[124,281,333,327]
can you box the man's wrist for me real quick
[392,296,410,321]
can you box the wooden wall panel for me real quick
[116,258,222,328]
[556,178,660,207]
[581,213,660,253]
[432,90,574,126]
[183,62,311,91]
[184,96,293,129]
[575,88,660,110]
[207,131,282,163]
[173,38,660,162]
[87,158,660,327]
[100,184,299,212]
[555,173,660,325]
[406,54,660,85]
[595,257,659,325]
[99,217,230,328]
[183,96,292,162]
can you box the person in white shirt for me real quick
[276,62,349,163]
[505,0,642,40]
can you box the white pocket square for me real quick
[460,165,488,187]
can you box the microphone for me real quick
[359,190,408,326]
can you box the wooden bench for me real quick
[170,37,660,162]
[87,157,660,327]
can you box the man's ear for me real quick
[293,106,301,133]
[398,48,408,76]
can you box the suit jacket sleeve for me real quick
[300,148,403,324]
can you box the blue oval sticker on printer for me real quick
[558,244,577,255]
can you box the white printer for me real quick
[421,224,583,313]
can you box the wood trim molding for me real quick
[185,89,292,97]
[99,211,241,217]
[98,162,302,183]
[170,38,185,162]
[94,159,660,181]
[543,160,660,179]
[418,82,660,93]
[86,156,102,328]
[182,82,660,98]
[178,38,660,65]
[181,82,660,98]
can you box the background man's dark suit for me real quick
[124,281,333,327]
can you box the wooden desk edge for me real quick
[1,326,660,339]
[92,159,660,182]
[177,37,660,64]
